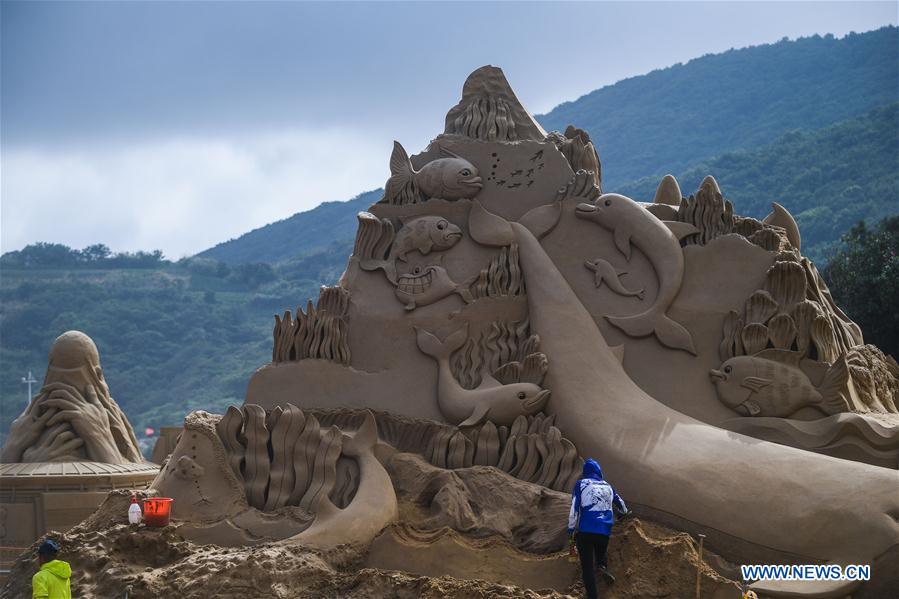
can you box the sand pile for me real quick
[2,456,742,598]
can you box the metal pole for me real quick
[696,533,706,599]
[21,371,37,402]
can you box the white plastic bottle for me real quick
[128,494,142,525]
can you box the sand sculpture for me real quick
[0,331,157,550]
[7,66,898,598]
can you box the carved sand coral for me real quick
[547,126,602,192]
[741,323,769,355]
[767,314,797,350]
[744,290,778,325]
[763,261,807,313]
[676,177,734,246]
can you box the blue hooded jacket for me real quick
[567,459,626,536]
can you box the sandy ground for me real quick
[1,484,741,599]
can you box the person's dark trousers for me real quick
[576,531,610,599]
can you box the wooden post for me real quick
[696,533,706,599]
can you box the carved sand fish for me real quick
[575,193,699,354]
[385,141,482,203]
[710,349,849,418]
[415,325,551,427]
[584,258,644,300]
[395,263,474,310]
[360,216,462,284]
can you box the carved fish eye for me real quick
[413,266,422,275]
[517,392,526,399]
[724,365,732,374]
[460,169,471,177]
[604,198,612,207]
[437,220,447,230]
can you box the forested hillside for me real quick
[539,27,898,188]
[617,104,899,262]
[199,190,381,265]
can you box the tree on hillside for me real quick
[823,217,899,357]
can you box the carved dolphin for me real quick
[509,219,899,596]
[583,257,645,300]
[575,193,699,354]
[415,324,550,427]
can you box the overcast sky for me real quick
[2,1,896,258]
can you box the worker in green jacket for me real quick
[32,539,71,599]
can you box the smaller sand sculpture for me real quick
[1,331,142,465]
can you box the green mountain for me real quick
[199,190,381,265]
[617,103,899,263]
[538,27,898,188]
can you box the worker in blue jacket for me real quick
[567,459,628,599]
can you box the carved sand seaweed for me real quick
[676,177,734,246]
[213,405,367,514]
[448,95,520,141]
[352,212,395,261]
[470,243,525,300]
[272,286,351,365]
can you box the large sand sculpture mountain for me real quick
[5,65,897,599]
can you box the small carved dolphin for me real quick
[415,324,550,427]
[584,258,645,300]
[575,193,699,354]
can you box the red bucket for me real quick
[142,497,173,527]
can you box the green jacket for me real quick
[32,560,71,599]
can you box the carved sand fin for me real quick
[342,411,378,457]
[662,221,699,241]
[458,403,490,428]
[741,377,772,393]
[383,140,420,205]
[653,174,682,205]
[518,201,562,240]
[763,202,801,250]
[468,200,514,246]
[613,227,632,260]
[817,354,851,414]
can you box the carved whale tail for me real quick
[606,310,697,355]
[414,325,469,362]
[341,410,378,457]
[384,141,419,204]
